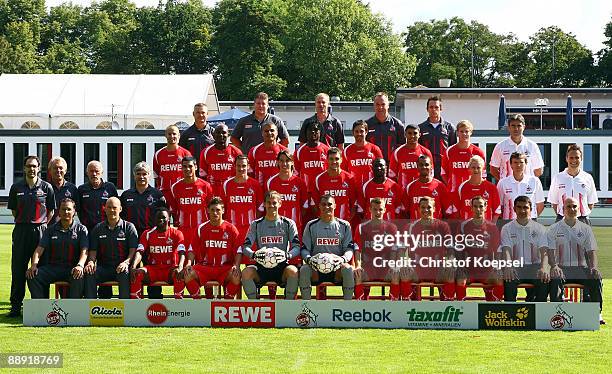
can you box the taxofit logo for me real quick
[405,305,464,328]
[211,302,275,327]
[89,301,124,326]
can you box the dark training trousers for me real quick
[27,265,84,299]
[84,265,130,299]
[504,264,549,302]
[549,266,603,311]
[11,223,46,310]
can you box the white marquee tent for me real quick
[0,74,219,130]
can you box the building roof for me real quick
[0,74,220,117]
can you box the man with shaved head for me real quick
[199,123,242,196]
[78,160,118,233]
[547,197,605,324]
[84,197,139,299]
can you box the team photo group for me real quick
[7,91,604,324]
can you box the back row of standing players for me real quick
[8,91,600,314]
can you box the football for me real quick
[254,247,287,269]
[310,253,344,274]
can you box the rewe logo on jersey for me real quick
[350,158,372,167]
[160,164,181,172]
[211,301,275,327]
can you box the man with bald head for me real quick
[199,124,243,196]
[547,197,605,324]
[78,160,118,232]
[84,197,139,299]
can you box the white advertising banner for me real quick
[535,302,599,331]
[275,301,479,329]
[23,300,600,330]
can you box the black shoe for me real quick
[600,319,606,325]
[7,309,21,318]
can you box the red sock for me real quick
[390,283,400,301]
[130,272,144,299]
[186,280,201,300]
[225,283,240,299]
[455,284,467,301]
[172,274,184,299]
[317,286,327,300]
[400,281,413,300]
[268,284,278,300]
[441,283,455,301]
[204,286,214,299]
[354,284,365,300]
[364,286,371,300]
[492,284,504,301]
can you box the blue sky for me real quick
[47,0,611,53]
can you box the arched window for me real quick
[21,121,40,129]
[97,121,112,129]
[135,121,155,129]
[59,121,79,129]
[174,121,190,131]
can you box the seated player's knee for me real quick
[241,266,257,280]
[340,265,353,280]
[284,265,298,278]
[456,277,467,286]
[183,268,197,283]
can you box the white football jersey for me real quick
[490,137,544,179]
[547,169,598,216]
[497,175,545,219]
[547,219,596,267]
[500,220,547,265]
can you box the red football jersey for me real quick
[267,173,309,231]
[191,220,240,266]
[407,219,452,259]
[388,144,433,187]
[169,178,213,229]
[459,219,500,259]
[222,176,264,229]
[312,170,357,221]
[355,220,398,258]
[404,178,456,219]
[456,180,501,220]
[153,146,192,192]
[445,143,486,192]
[199,144,242,196]
[294,143,329,191]
[248,143,288,187]
[342,142,384,186]
[137,226,185,266]
[358,178,404,220]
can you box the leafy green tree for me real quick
[212,0,287,100]
[132,0,213,73]
[278,0,414,100]
[521,26,595,87]
[596,18,612,86]
[0,21,39,73]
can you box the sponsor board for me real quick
[24,300,90,327]
[535,303,599,331]
[23,300,599,330]
[402,302,478,329]
[211,301,275,327]
[89,301,125,326]
[478,303,536,330]
[124,300,208,327]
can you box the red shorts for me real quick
[192,264,232,284]
[237,225,255,265]
[414,250,446,281]
[144,265,175,283]
[179,226,196,251]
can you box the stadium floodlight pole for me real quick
[535,98,549,130]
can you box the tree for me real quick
[131,0,214,74]
[404,17,519,88]
[212,0,287,100]
[81,0,138,73]
[278,0,414,100]
[0,21,39,73]
[521,26,595,87]
[596,18,612,86]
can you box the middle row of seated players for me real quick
[25,191,602,311]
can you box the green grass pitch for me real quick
[0,224,610,373]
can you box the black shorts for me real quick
[253,262,289,287]
[313,270,341,285]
